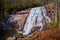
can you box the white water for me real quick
[23,6,51,35]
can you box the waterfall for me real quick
[23,6,51,35]
[5,6,51,36]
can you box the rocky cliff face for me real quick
[16,14,28,31]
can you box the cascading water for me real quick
[23,6,51,35]
[5,15,22,29]
[5,6,51,36]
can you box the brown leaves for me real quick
[30,27,60,40]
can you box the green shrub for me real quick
[45,22,58,29]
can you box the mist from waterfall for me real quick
[23,6,51,35]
